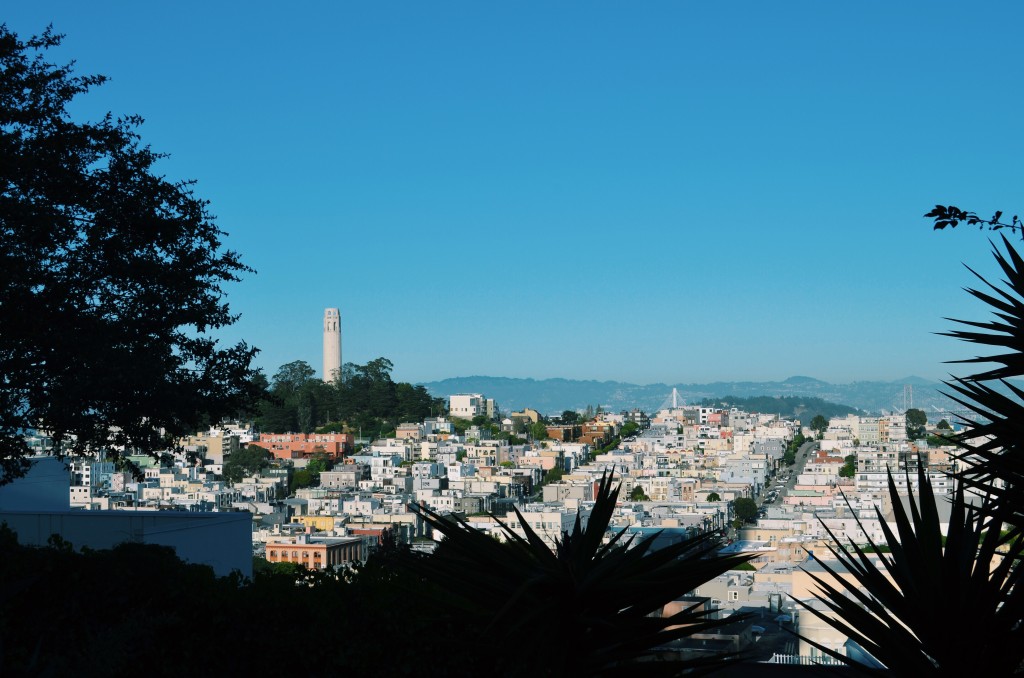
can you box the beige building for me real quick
[180,430,240,465]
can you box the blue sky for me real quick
[7,3,1024,385]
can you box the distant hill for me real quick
[421,375,970,418]
[697,395,862,422]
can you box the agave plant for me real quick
[794,465,1024,674]
[793,225,1024,673]
[942,375,1024,531]
[933,236,1024,530]
[407,471,754,676]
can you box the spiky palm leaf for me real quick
[408,471,754,676]
[941,235,1024,382]
[793,464,1024,674]
[942,376,1024,530]
[938,236,1024,528]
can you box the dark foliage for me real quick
[925,204,1021,234]
[0,26,260,482]
[783,433,806,465]
[0,526,482,676]
[938,236,1024,528]
[255,357,444,437]
[221,444,269,483]
[732,497,758,524]
[794,466,1024,675]
[905,408,928,440]
[796,212,1024,673]
[407,472,755,676]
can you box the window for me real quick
[729,591,739,602]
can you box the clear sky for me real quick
[7,3,1023,386]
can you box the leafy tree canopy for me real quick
[222,445,269,483]
[733,497,758,523]
[530,420,548,441]
[305,453,331,477]
[906,408,928,441]
[620,421,640,438]
[905,408,927,427]
[707,492,721,502]
[628,485,649,501]
[0,27,260,482]
[255,357,443,439]
[809,415,829,436]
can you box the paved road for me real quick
[787,440,817,490]
[761,440,818,511]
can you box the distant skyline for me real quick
[7,3,1023,385]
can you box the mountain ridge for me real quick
[421,375,964,417]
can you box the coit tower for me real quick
[323,308,342,383]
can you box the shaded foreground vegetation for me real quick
[0,526,480,676]
[0,475,753,676]
[793,217,1024,673]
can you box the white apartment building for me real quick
[449,393,496,420]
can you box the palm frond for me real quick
[941,376,1024,527]
[407,470,755,675]
[795,463,1024,674]
[941,235,1024,381]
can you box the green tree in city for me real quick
[905,407,928,441]
[255,357,442,439]
[809,415,828,439]
[784,432,806,466]
[291,468,314,490]
[620,421,640,438]
[628,485,650,501]
[707,492,722,502]
[561,410,581,425]
[733,497,758,524]
[305,452,332,478]
[839,453,857,478]
[530,420,549,441]
[222,445,270,483]
[542,466,564,485]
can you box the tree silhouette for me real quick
[0,26,259,481]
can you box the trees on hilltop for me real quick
[255,357,444,437]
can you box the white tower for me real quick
[323,308,342,383]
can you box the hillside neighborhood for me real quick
[4,392,959,666]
